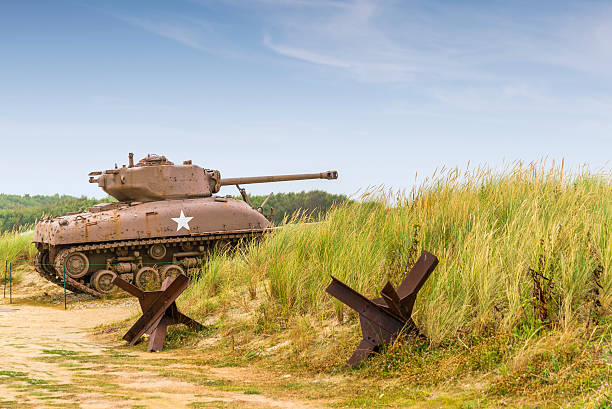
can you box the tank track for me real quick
[34,251,86,295]
[53,250,105,297]
[36,229,266,298]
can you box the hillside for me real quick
[176,162,611,407]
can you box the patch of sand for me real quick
[0,270,328,408]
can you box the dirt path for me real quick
[0,290,328,408]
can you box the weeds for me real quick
[528,239,557,326]
[184,161,610,345]
[173,161,611,404]
[0,228,36,279]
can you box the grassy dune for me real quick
[0,228,35,284]
[0,228,35,267]
[2,161,609,405]
[180,161,611,405]
[186,161,610,338]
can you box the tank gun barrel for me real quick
[220,171,338,186]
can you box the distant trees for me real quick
[0,194,112,231]
[0,191,347,231]
[245,190,348,224]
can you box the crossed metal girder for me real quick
[326,250,439,367]
[113,274,203,352]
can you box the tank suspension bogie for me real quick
[59,250,90,279]
[159,264,185,281]
[91,270,117,294]
[113,263,137,274]
[134,267,160,290]
[179,258,199,268]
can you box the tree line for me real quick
[0,191,347,231]
[0,194,113,231]
[244,190,347,225]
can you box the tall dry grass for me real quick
[184,161,611,345]
[0,228,35,284]
[0,228,36,267]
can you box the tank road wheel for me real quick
[91,270,117,294]
[135,267,160,290]
[159,264,185,281]
[148,244,167,260]
[62,251,90,279]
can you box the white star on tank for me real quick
[171,210,193,231]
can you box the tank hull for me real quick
[35,197,269,246]
[34,197,271,297]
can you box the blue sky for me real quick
[1,0,610,198]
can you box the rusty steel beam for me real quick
[113,274,203,352]
[122,274,190,344]
[326,277,405,339]
[325,250,438,367]
[114,275,145,299]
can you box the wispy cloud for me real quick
[258,0,612,83]
[112,0,612,83]
[260,0,422,82]
[247,0,612,119]
[263,35,351,68]
[116,14,246,59]
[113,0,612,117]
[119,15,208,50]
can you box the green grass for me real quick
[0,228,35,285]
[184,161,610,340]
[41,349,79,357]
[0,228,35,272]
[178,160,611,404]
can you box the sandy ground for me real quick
[0,271,328,408]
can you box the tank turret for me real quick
[89,153,337,202]
[34,153,339,298]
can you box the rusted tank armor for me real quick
[34,154,338,297]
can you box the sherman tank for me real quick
[34,153,338,297]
